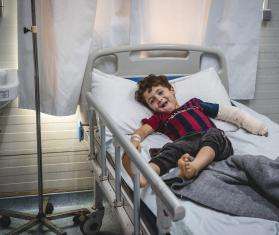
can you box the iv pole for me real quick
[0,1,90,234]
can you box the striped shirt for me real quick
[142,98,219,141]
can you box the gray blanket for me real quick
[163,154,279,221]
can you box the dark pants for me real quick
[149,128,234,176]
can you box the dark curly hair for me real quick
[135,74,172,108]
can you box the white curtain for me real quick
[18,0,262,116]
[131,0,262,99]
[18,0,96,115]
[204,0,262,99]
[131,0,211,45]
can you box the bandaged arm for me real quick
[217,105,268,136]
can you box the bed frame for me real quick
[84,44,228,235]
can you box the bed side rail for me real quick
[86,92,185,226]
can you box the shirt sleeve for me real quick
[199,100,219,118]
[141,114,162,131]
[187,98,219,118]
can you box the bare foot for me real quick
[140,175,148,188]
[178,154,199,179]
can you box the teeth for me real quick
[161,101,167,108]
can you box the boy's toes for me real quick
[184,154,193,162]
[180,154,189,162]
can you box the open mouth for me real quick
[159,101,168,108]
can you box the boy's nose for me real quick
[155,94,163,101]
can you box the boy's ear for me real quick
[170,85,175,93]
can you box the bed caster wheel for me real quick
[73,214,87,226]
[45,202,54,214]
[73,215,81,225]
[0,215,11,228]
[80,209,104,235]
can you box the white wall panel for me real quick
[239,0,279,124]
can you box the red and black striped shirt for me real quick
[142,98,219,141]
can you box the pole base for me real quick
[0,207,90,235]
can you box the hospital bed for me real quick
[83,44,279,235]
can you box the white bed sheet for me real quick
[112,101,279,235]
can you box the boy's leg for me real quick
[178,146,215,179]
[178,128,233,179]
[123,153,161,188]
[122,153,133,176]
[149,139,200,176]
[139,163,161,188]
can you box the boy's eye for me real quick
[158,90,163,95]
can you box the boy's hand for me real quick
[257,125,268,137]
[131,139,141,152]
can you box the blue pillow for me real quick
[127,75,183,82]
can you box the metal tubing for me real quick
[100,122,107,179]
[262,0,272,21]
[114,139,122,206]
[47,208,90,220]
[94,180,104,210]
[263,0,270,10]
[87,93,185,221]
[7,219,39,235]
[90,44,228,91]
[0,209,36,220]
[132,167,141,235]
[156,197,172,234]
[30,0,44,216]
[0,0,3,18]
[89,109,96,159]
[91,158,133,234]
[42,218,65,235]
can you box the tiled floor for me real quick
[0,191,123,235]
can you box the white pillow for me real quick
[171,68,237,131]
[91,69,152,137]
[172,68,230,106]
[91,68,237,138]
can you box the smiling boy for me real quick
[123,74,268,187]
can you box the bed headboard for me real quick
[80,44,228,117]
[88,44,228,90]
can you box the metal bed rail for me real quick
[90,44,228,91]
[86,92,186,234]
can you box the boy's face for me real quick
[143,85,178,113]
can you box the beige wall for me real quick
[0,99,92,197]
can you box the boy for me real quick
[122,74,268,187]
